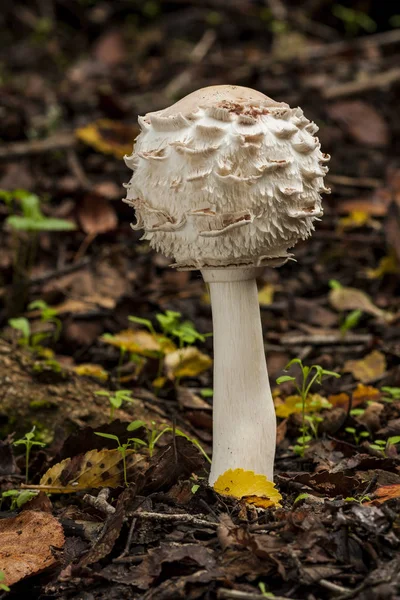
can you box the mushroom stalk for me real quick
[202,268,276,485]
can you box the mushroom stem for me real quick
[202,268,276,485]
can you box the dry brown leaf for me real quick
[0,510,64,586]
[329,286,392,322]
[101,329,176,357]
[164,347,212,380]
[327,100,389,147]
[78,194,118,235]
[39,449,146,493]
[344,350,387,383]
[371,484,400,504]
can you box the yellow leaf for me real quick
[258,283,278,306]
[275,393,332,418]
[352,383,381,403]
[369,484,400,504]
[75,119,138,159]
[344,350,386,383]
[337,210,380,232]
[38,449,145,493]
[367,253,399,279]
[329,286,392,322]
[74,363,108,381]
[164,347,212,380]
[101,329,176,357]
[213,468,282,507]
[152,376,167,389]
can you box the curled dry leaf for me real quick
[274,393,331,418]
[164,346,212,380]
[344,350,387,383]
[329,286,393,322]
[0,510,65,586]
[370,484,400,504]
[327,100,389,147]
[78,194,118,235]
[39,448,146,493]
[213,468,282,508]
[75,119,139,159]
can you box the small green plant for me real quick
[8,317,31,346]
[13,426,46,483]
[340,309,362,336]
[94,432,146,486]
[258,582,275,597]
[127,420,211,463]
[332,4,377,36]
[0,489,37,511]
[0,571,10,592]
[5,192,75,233]
[381,387,400,402]
[293,492,310,505]
[369,436,400,456]
[94,389,136,421]
[345,426,370,446]
[200,388,213,398]
[344,494,371,504]
[277,359,340,456]
[130,310,211,349]
[28,300,62,342]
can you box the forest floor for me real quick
[1,2,400,599]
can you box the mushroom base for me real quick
[202,268,277,485]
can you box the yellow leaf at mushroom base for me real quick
[164,347,212,380]
[344,350,386,384]
[337,210,381,232]
[274,393,332,418]
[258,283,278,306]
[213,469,282,508]
[367,253,400,279]
[38,449,146,493]
[75,119,139,159]
[101,329,176,358]
[74,363,109,381]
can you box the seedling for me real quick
[345,426,370,446]
[94,432,146,486]
[28,299,62,342]
[127,419,211,463]
[0,489,37,511]
[13,426,46,483]
[94,389,136,421]
[200,388,213,398]
[277,359,340,456]
[369,436,400,457]
[130,310,211,348]
[0,571,10,592]
[340,309,362,337]
[258,582,275,597]
[8,317,31,346]
[381,387,400,402]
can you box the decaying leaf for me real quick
[291,471,360,497]
[164,346,212,380]
[101,329,176,357]
[344,350,386,383]
[337,210,380,232]
[367,253,399,279]
[327,100,389,147]
[258,283,278,306]
[329,286,393,322]
[39,448,146,493]
[353,383,382,404]
[75,119,138,158]
[78,194,118,235]
[213,469,282,508]
[371,484,400,504]
[0,510,64,586]
[74,363,109,381]
[275,393,332,418]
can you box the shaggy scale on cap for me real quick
[124,85,330,269]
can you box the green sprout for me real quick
[277,359,340,456]
[13,426,46,483]
[94,389,136,421]
[0,571,10,592]
[0,489,37,511]
[28,300,62,342]
[381,387,400,402]
[8,317,31,346]
[345,426,370,446]
[258,582,275,597]
[340,309,362,336]
[332,4,377,36]
[94,432,146,487]
[369,436,400,457]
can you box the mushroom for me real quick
[124,85,330,485]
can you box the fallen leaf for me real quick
[357,402,384,431]
[176,386,212,410]
[0,510,64,586]
[213,469,282,508]
[352,383,382,404]
[367,253,399,279]
[77,194,118,235]
[101,329,176,357]
[329,286,392,322]
[337,210,381,232]
[344,350,387,383]
[74,363,109,381]
[258,283,277,306]
[291,471,360,497]
[371,484,400,504]
[76,119,138,159]
[275,393,332,418]
[327,100,389,147]
[328,392,350,408]
[39,448,146,493]
[164,346,212,380]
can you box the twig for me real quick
[126,510,218,528]
[0,131,76,160]
[323,68,400,99]
[280,332,372,346]
[319,579,350,595]
[218,589,299,600]
[114,517,137,561]
[83,488,115,515]
[327,174,382,189]
[28,257,90,286]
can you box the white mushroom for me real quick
[124,85,330,485]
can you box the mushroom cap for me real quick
[124,85,330,269]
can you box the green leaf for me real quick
[200,388,214,398]
[285,358,303,369]
[329,279,343,290]
[276,375,296,384]
[293,492,310,505]
[127,420,147,432]
[94,432,120,443]
[388,436,400,445]
[8,317,30,340]
[128,316,155,334]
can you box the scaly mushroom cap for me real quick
[124,85,330,269]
